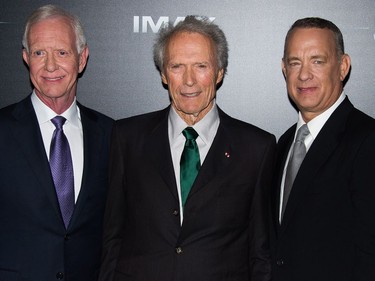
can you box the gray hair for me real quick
[283,17,345,60]
[153,15,228,75]
[22,4,86,54]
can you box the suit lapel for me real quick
[146,108,179,200]
[10,97,62,220]
[273,126,294,228]
[280,98,354,232]
[69,104,104,227]
[186,108,233,204]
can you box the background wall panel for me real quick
[1,0,374,138]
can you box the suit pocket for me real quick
[0,268,20,281]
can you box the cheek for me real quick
[28,62,43,75]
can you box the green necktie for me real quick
[180,127,200,207]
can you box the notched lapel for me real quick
[10,98,62,221]
[275,128,295,228]
[70,108,104,227]
[281,99,353,229]
[145,113,179,201]
[186,124,233,204]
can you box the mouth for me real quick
[298,87,317,94]
[43,76,64,82]
[181,91,200,97]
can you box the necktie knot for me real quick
[295,124,310,144]
[51,116,67,130]
[182,127,199,141]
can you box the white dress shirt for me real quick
[169,101,220,223]
[279,92,346,222]
[31,92,84,202]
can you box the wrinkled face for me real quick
[22,17,88,110]
[282,28,350,122]
[162,31,224,125]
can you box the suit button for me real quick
[56,272,64,279]
[176,247,183,254]
[64,234,70,241]
[276,259,284,266]
[172,209,179,216]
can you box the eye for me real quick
[288,61,300,67]
[32,50,45,57]
[57,50,68,57]
[169,64,183,73]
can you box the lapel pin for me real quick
[224,152,230,158]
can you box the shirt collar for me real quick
[31,90,81,127]
[168,100,219,144]
[296,91,346,140]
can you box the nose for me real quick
[183,67,196,86]
[298,63,313,81]
[45,53,58,72]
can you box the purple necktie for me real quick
[50,116,75,228]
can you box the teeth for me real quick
[45,77,63,81]
[182,92,199,97]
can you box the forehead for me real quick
[286,27,336,54]
[28,17,75,42]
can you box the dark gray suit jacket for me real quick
[0,96,113,281]
[272,97,375,281]
[99,106,276,281]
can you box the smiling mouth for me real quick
[181,92,200,97]
[44,76,64,81]
[298,87,317,93]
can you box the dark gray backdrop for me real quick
[1,0,374,138]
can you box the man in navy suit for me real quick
[272,17,375,281]
[0,5,113,281]
[99,16,275,281]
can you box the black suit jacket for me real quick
[99,106,276,281]
[0,96,113,281]
[271,97,375,281]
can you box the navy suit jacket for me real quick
[99,106,276,281]
[0,96,113,281]
[271,97,375,281]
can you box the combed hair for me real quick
[22,4,86,54]
[153,15,228,75]
[283,17,345,59]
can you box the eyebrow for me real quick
[286,54,326,61]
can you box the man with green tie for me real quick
[99,15,275,281]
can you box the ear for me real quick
[161,72,168,85]
[78,46,89,73]
[339,54,351,81]
[281,58,287,78]
[216,68,224,84]
[22,49,30,66]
